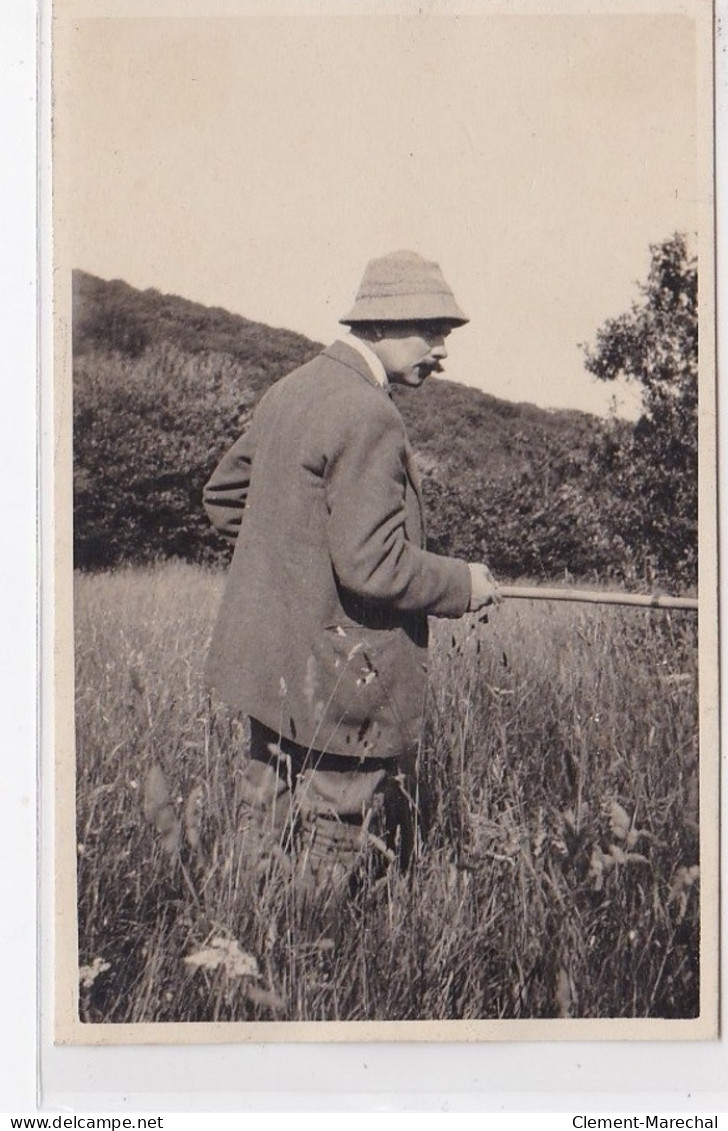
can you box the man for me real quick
[203,250,498,892]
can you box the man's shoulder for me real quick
[275,344,401,419]
[280,341,373,383]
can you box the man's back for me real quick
[204,339,470,760]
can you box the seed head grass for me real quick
[74,561,700,1023]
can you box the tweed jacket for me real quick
[203,340,471,760]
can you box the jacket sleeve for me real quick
[203,423,257,541]
[324,402,471,618]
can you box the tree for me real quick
[582,234,698,587]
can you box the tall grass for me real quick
[74,562,700,1023]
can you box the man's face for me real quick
[376,322,453,387]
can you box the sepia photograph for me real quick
[51,0,717,1042]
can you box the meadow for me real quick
[74,562,700,1024]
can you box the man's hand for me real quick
[467,562,501,611]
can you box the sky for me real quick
[63,9,702,417]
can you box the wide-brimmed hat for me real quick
[339,250,469,327]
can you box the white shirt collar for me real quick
[337,333,389,389]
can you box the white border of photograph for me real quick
[22,0,726,1106]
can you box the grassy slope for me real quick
[73,270,639,580]
[75,563,700,1023]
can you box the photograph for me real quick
[51,0,718,1042]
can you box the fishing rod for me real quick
[497,585,698,611]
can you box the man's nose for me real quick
[431,338,448,359]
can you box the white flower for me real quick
[184,937,260,979]
[79,957,110,989]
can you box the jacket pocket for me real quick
[321,623,397,736]
[323,622,397,684]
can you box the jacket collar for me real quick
[322,339,391,395]
[335,334,389,389]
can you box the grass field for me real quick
[74,561,700,1023]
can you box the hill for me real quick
[72,270,631,578]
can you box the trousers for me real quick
[238,717,415,872]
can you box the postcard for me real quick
[49,0,718,1045]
